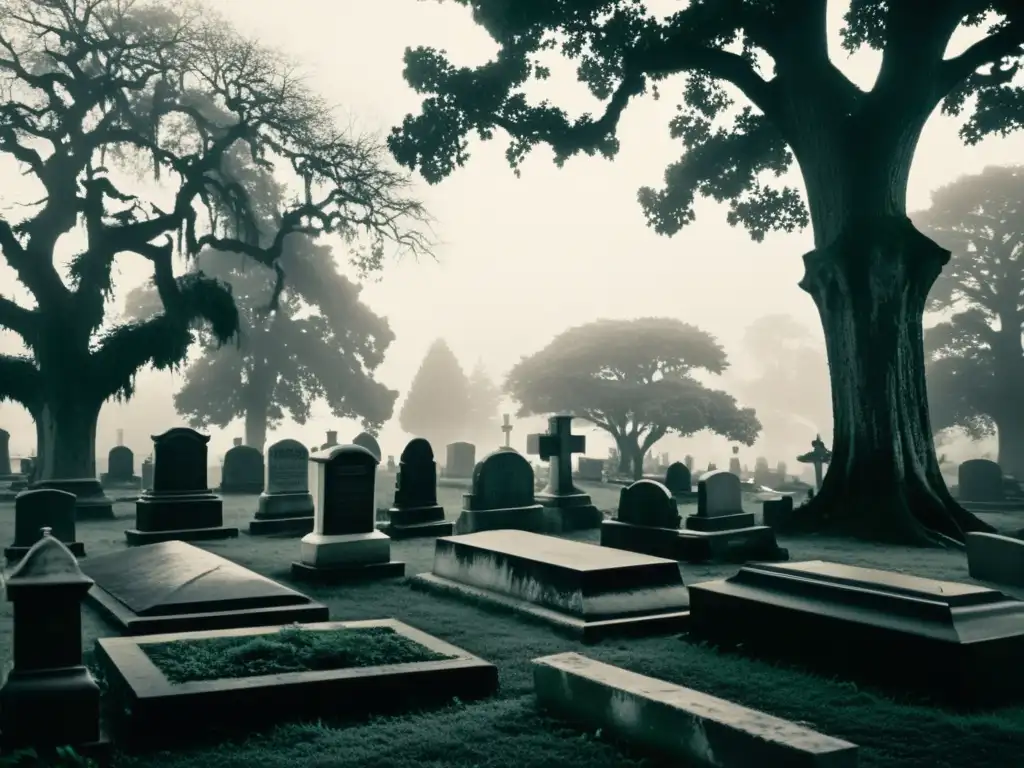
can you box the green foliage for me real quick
[399,339,472,448]
[143,625,451,684]
[505,318,760,469]
[915,165,1023,440]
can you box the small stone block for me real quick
[247,516,315,536]
[290,559,406,584]
[967,532,1024,587]
[532,652,859,768]
[685,512,756,532]
[125,526,239,546]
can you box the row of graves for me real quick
[7,418,1024,763]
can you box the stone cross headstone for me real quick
[664,462,693,497]
[616,479,680,528]
[0,427,10,477]
[697,469,744,518]
[105,445,135,483]
[5,488,84,563]
[501,413,513,449]
[959,459,1004,502]
[352,432,382,462]
[526,413,585,497]
[221,445,264,493]
[311,444,379,537]
[445,441,476,478]
[797,435,832,491]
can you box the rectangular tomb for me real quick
[95,619,498,748]
[534,652,858,768]
[687,560,1024,708]
[80,540,329,635]
[410,530,689,642]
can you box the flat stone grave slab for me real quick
[687,560,1024,708]
[80,541,328,635]
[95,619,498,749]
[410,530,690,642]
[534,652,859,768]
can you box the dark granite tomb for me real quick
[383,438,452,539]
[453,450,545,534]
[5,488,84,563]
[220,444,264,494]
[80,540,328,635]
[687,560,1024,707]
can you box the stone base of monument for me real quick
[453,503,546,535]
[383,504,454,539]
[5,540,85,564]
[684,512,756,532]
[601,520,787,564]
[687,560,1024,708]
[410,530,691,642]
[30,478,114,520]
[291,530,406,584]
[534,492,603,533]
[126,491,237,546]
[248,492,315,536]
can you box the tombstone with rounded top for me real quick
[663,462,693,499]
[0,529,104,752]
[384,438,453,539]
[525,414,602,532]
[101,444,138,487]
[445,441,476,478]
[959,459,1004,502]
[221,444,265,494]
[352,432,382,462]
[127,427,237,546]
[615,480,681,529]
[248,439,315,536]
[5,488,84,563]
[453,450,545,534]
[291,444,404,583]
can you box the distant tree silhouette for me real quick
[399,340,472,449]
[388,1,1023,544]
[505,318,761,480]
[466,361,502,448]
[915,165,1024,477]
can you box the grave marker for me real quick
[220,444,264,494]
[525,414,602,532]
[352,431,382,462]
[445,441,476,478]
[0,427,12,478]
[101,444,138,487]
[797,435,831,491]
[4,488,84,563]
[967,532,1024,588]
[663,461,693,498]
[384,438,453,539]
[248,439,315,536]
[453,450,545,534]
[501,413,513,449]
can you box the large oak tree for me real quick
[388,0,1023,545]
[0,0,425,482]
[915,165,1024,476]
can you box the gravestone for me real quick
[30,476,115,521]
[248,439,315,536]
[966,532,1024,588]
[291,444,404,583]
[453,450,545,534]
[959,459,1004,502]
[797,435,831,491]
[412,530,690,641]
[728,446,742,476]
[352,432,382,462]
[501,413,514,449]
[126,428,236,545]
[616,480,681,529]
[525,414,602,532]
[140,457,154,490]
[0,531,103,752]
[101,445,138,487]
[663,462,693,498]
[690,471,755,531]
[4,488,84,563]
[688,560,1024,708]
[220,444,264,494]
[386,455,396,472]
[576,457,604,483]
[445,442,476,478]
[81,540,328,634]
[383,438,453,539]
[762,495,795,528]
[0,427,12,478]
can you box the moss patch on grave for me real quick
[142,625,453,684]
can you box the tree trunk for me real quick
[244,401,268,452]
[796,216,994,546]
[34,394,103,481]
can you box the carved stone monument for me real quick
[525,414,602,532]
[383,438,453,539]
[248,439,315,536]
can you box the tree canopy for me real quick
[915,164,1024,475]
[505,317,760,479]
[466,360,502,448]
[399,339,472,449]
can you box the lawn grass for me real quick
[2,485,1024,767]
[143,625,452,684]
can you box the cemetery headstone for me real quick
[292,444,404,583]
[0,427,11,478]
[797,435,831,491]
[127,427,236,545]
[445,441,476,478]
[691,470,753,530]
[384,438,453,539]
[577,457,605,482]
[728,446,742,476]
[762,495,795,529]
[663,462,693,499]
[0,530,103,752]
[352,432,382,462]
[386,455,396,472]
[220,444,265,494]
[4,488,84,563]
[101,444,138,487]
[249,439,315,536]
[967,532,1024,588]
[141,457,154,490]
[959,459,1004,503]
[616,480,681,528]
[525,414,602,532]
[501,413,514,449]
[454,450,545,534]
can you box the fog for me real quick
[0,0,1016,471]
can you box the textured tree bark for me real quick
[244,399,268,452]
[34,395,102,481]
[795,216,994,545]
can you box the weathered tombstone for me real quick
[967,532,1024,587]
[959,459,1004,503]
[0,427,11,478]
[577,457,605,483]
[352,431,382,462]
[762,495,795,529]
[383,438,453,539]
[291,444,404,583]
[691,470,752,529]
[616,480,681,528]
[663,462,693,498]
[101,445,138,487]
[445,441,476,478]
[797,435,831,491]
[453,450,545,534]
[248,439,315,536]
[126,428,236,545]
[220,444,265,494]
[386,455,396,472]
[0,530,103,752]
[140,457,154,490]
[525,414,602,532]
[4,488,84,563]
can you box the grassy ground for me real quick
[2,474,1024,767]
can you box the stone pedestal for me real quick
[383,504,453,539]
[535,491,603,533]
[30,478,114,520]
[126,490,237,545]
[602,520,787,564]
[291,530,405,584]
[454,498,546,535]
[249,491,315,536]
